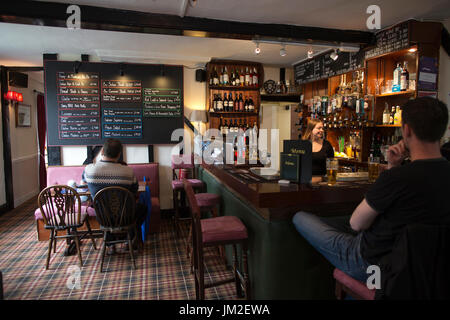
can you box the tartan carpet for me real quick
[0,199,238,300]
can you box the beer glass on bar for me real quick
[368,157,380,183]
[326,158,339,186]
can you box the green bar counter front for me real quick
[198,165,369,299]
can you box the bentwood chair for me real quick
[183,179,251,300]
[93,186,138,272]
[38,185,97,269]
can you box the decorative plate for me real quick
[264,80,276,94]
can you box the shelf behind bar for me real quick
[209,85,260,91]
[210,111,258,115]
[375,90,415,98]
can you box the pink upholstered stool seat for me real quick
[333,268,375,300]
[201,216,248,244]
[171,179,204,190]
[195,193,221,209]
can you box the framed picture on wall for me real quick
[16,103,31,127]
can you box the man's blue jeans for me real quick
[292,211,370,283]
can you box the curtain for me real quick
[37,94,47,190]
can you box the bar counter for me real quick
[198,164,371,299]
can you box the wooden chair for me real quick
[183,179,251,300]
[38,185,97,269]
[93,186,139,272]
[333,268,375,300]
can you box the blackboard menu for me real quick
[365,21,410,59]
[45,60,184,145]
[294,50,364,85]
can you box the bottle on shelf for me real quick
[235,68,240,86]
[249,96,255,112]
[239,68,244,87]
[249,68,254,86]
[223,92,229,111]
[228,93,234,112]
[234,93,239,112]
[219,67,224,85]
[217,93,223,112]
[244,96,249,112]
[213,67,219,86]
[219,116,224,134]
[212,94,218,112]
[231,69,236,86]
[400,62,409,91]
[223,119,229,135]
[239,93,244,111]
[245,67,250,86]
[394,106,402,125]
[382,103,390,125]
[390,106,396,125]
[223,66,229,85]
[252,67,258,87]
[392,63,402,92]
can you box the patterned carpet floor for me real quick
[0,199,238,300]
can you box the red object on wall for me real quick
[4,90,23,102]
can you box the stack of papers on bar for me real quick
[336,172,369,181]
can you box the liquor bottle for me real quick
[234,119,239,133]
[239,93,244,111]
[228,93,234,112]
[245,67,250,86]
[244,96,249,112]
[217,93,223,112]
[252,67,258,87]
[389,106,396,125]
[219,67,224,85]
[248,68,253,86]
[394,106,402,125]
[234,93,239,112]
[209,69,214,86]
[400,62,409,91]
[238,118,243,132]
[235,68,240,86]
[213,67,219,86]
[382,104,390,125]
[219,116,224,134]
[223,66,229,85]
[223,92,229,111]
[392,63,402,92]
[355,98,360,115]
[239,68,244,86]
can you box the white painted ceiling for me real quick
[0,0,449,68]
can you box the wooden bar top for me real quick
[200,164,372,221]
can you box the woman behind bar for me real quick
[302,118,334,175]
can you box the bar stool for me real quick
[184,179,251,300]
[171,154,205,237]
[333,268,375,300]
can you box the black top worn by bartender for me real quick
[302,118,334,175]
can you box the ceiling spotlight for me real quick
[280,44,287,57]
[255,42,261,55]
[307,47,314,59]
[330,49,339,61]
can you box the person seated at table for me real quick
[302,118,334,175]
[82,138,146,253]
[292,97,450,286]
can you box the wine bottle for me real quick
[217,93,223,112]
[248,68,253,86]
[219,67,224,85]
[234,93,239,112]
[244,96,249,112]
[239,93,244,111]
[223,92,229,112]
[223,66,229,85]
[228,93,234,112]
[245,67,250,86]
[231,69,236,86]
[213,67,219,86]
[239,68,244,86]
[249,97,255,112]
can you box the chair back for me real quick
[38,185,82,228]
[183,179,203,244]
[93,186,137,231]
[172,154,197,181]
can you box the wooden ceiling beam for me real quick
[0,0,374,45]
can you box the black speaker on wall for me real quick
[195,69,206,82]
[8,71,28,88]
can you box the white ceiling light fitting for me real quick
[280,44,287,57]
[330,49,339,61]
[254,42,261,55]
[307,46,314,59]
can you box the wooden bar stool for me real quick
[184,179,251,300]
[171,154,205,237]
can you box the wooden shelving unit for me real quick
[206,59,264,130]
[375,90,415,98]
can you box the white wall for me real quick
[9,72,42,207]
[439,19,450,140]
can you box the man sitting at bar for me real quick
[83,138,146,253]
[292,97,450,284]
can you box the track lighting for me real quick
[280,44,287,57]
[254,42,261,55]
[330,49,339,61]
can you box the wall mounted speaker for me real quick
[8,71,28,88]
[195,69,206,82]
